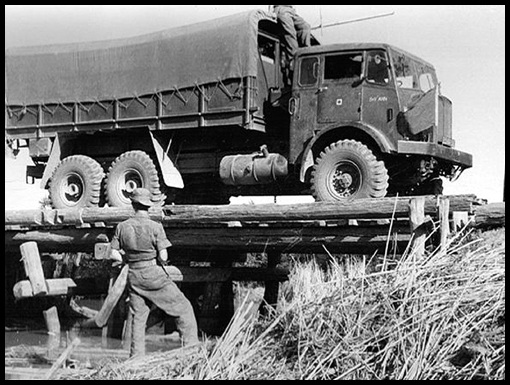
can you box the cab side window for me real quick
[324,53,363,81]
[367,50,390,85]
[299,57,319,86]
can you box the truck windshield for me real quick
[391,49,438,93]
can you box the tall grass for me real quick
[61,228,505,380]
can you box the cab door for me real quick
[289,55,320,164]
[361,50,400,143]
[317,52,363,124]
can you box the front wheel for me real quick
[311,140,389,202]
[49,155,104,209]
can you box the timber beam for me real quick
[4,195,499,256]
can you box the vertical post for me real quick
[44,306,61,359]
[452,211,469,233]
[20,242,47,296]
[408,197,426,259]
[44,306,61,335]
[197,252,235,336]
[122,309,133,351]
[260,251,282,316]
[438,196,450,252]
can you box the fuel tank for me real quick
[220,146,288,186]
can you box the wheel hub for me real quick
[330,162,362,198]
[60,173,85,205]
[118,170,143,201]
[334,172,353,189]
[64,183,81,196]
[124,179,139,193]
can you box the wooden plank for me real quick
[69,297,98,319]
[19,241,47,296]
[438,196,450,252]
[44,338,81,380]
[5,367,55,381]
[93,265,129,328]
[13,278,77,299]
[452,211,470,232]
[5,223,412,254]
[165,266,290,283]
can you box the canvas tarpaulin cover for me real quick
[5,10,274,106]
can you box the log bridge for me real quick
[4,194,504,336]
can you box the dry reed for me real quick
[59,228,505,380]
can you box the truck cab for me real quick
[289,43,473,200]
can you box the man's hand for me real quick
[109,249,124,266]
[158,249,169,266]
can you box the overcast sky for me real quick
[5,5,506,203]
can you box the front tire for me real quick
[105,151,163,208]
[311,140,389,201]
[49,155,104,209]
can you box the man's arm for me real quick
[109,225,125,264]
[155,222,172,265]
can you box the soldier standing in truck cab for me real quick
[109,188,199,358]
[272,5,311,69]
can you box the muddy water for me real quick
[5,302,183,364]
[5,325,182,355]
[6,318,123,351]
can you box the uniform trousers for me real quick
[127,264,199,357]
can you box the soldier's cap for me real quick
[129,188,154,207]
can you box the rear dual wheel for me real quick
[49,151,164,209]
[49,155,104,209]
[105,151,163,208]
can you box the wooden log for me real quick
[5,195,477,228]
[19,241,47,296]
[409,197,426,258]
[44,338,81,380]
[13,278,77,299]
[473,202,505,229]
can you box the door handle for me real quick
[289,97,298,116]
[317,86,328,94]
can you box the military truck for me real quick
[5,10,472,209]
